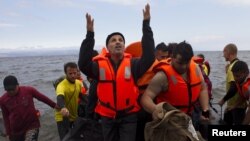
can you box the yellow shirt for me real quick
[226,60,247,108]
[55,79,82,122]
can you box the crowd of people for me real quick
[1,3,250,141]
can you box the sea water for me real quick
[1,51,250,140]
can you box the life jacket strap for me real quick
[99,100,135,118]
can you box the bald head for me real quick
[224,43,238,55]
[223,43,238,62]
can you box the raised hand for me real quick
[86,13,94,32]
[143,3,150,20]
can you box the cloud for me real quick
[0,23,20,28]
[189,35,225,43]
[97,0,149,6]
[17,0,32,8]
[5,12,21,17]
[216,0,250,6]
[41,0,79,8]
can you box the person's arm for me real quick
[223,81,238,101]
[56,95,70,117]
[55,83,70,116]
[132,4,155,80]
[78,13,98,79]
[218,81,238,106]
[140,71,167,119]
[31,87,57,108]
[57,95,65,109]
[199,78,210,119]
[86,80,98,119]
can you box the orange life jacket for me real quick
[192,56,204,64]
[154,60,203,114]
[137,58,172,94]
[137,59,159,94]
[76,77,87,104]
[77,77,87,94]
[236,75,250,99]
[93,52,140,118]
[193,57,213,99]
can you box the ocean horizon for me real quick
[0,48,79,58]
[2,48,250,58]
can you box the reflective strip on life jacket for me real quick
[155,60,202,114]
[93,53,140,118]
[137,59,159,94]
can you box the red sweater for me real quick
[0,86,56,136]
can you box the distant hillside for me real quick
[0,48,79,57]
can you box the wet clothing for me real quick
[55,78,82,141]
[57,119,74,140]
[78,19,155,141]
[0,86,56,137]
[55,79,82,122]
[9,128,39,141]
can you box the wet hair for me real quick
[172,41,194,63]
[155,42,168,52]
[168,42,178,56]
[3,75,19,90]
[232,60,249,74]
[224,43,237,55]
[64,62,78,73]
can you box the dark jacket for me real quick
[85,79,98,119]
[78,20,155,82]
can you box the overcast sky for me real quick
[0,0,250,51]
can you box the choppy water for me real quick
[0,51,250,140]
